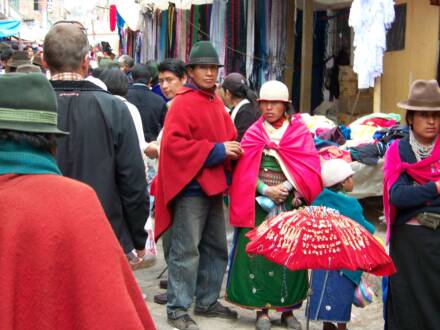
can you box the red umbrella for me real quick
[245,206,395,330]
[245,206,396,276]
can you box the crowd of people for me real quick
[0,20,439,330]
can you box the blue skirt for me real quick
[307,270,355,322]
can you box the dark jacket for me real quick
[127,83,168,142]
[231,101,260,141]
[51,80,149,253]
[389,136,440,226]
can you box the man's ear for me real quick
[80,54,89,75]
[42,54,49,69]
[186,67,194,80]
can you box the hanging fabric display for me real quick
[210,0,227,79]
[116,0,292,92]
[349,0,395,88]
[245,0,256,82]
[109,5,117,32]
[268,0,287,80]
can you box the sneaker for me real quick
[167,314,199,330]
[281,314,302,330]
[153,292,167,305]
[194,301,238,319]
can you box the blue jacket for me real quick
[312,188,375,284]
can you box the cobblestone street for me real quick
[135,216,386,330]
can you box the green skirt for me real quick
[226,202,308,309]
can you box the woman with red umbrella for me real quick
[227,80,323,330]
[308,159,375,330]
[384,80,440,330]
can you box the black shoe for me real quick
[167,314,199,330]
[194,301,238,319]
[153,292,167,305]
[159,279,168,290]
[281,314,302,330]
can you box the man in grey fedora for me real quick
[154,40,242,330]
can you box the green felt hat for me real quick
[9,51,31,68]
[0,73,68,135]
[187,40,223,67]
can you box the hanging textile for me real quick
[198,4,211,40]
[159,10,167,61]
[165,3,176,58]
[109,5,117,32]
[177,9,188,61]
[135,32,142,63]
[268,0,287,80]
[141,10,156,63]
[252,0,269,88]
[245,0,255,82]
[349,0,395,88]
[210,0,227,79]
[226,0,246,73]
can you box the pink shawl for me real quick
[383,138,440,243]
[229,115,323,228]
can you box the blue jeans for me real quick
[167,195,228,318]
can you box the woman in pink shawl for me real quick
[383,80,440,330]
[227,81,322,330]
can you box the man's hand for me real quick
[265,184,289,204]
[144,142,159,159]
[224,141,243,160]
[136,249,146,258]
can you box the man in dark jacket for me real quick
[127,64,168,142]
[43,23,149,260]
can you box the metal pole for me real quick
[305,270,313,330]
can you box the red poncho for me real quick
[229,115,323,228]
[383,138,440,242]
[0,174,156,330]
[154,87,237,239]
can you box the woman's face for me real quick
[408,111,440,144]
[259,101,286,123]
[341,176,354,192]
[221,88,233,108]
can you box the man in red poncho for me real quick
[0,73,156,329]
[154,41,242,330]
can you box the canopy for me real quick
[0,19,21,38]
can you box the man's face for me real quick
[187,64,218,90]
[26,48,34,59]
[159,70,186,100]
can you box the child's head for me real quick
[321,159,355,192]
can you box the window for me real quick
[386,4,407,52]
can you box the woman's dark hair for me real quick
[145,60,159,85]
[158,58,187,79]
[327,182,344,193]
[90,67,104,78]
[98,68,129,97]
[0,48,14,62]
[131,64,152,84]
[0,130,57,154]
[405,110,415,127]
[222,73,257,106]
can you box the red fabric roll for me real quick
[110,5,117,32]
